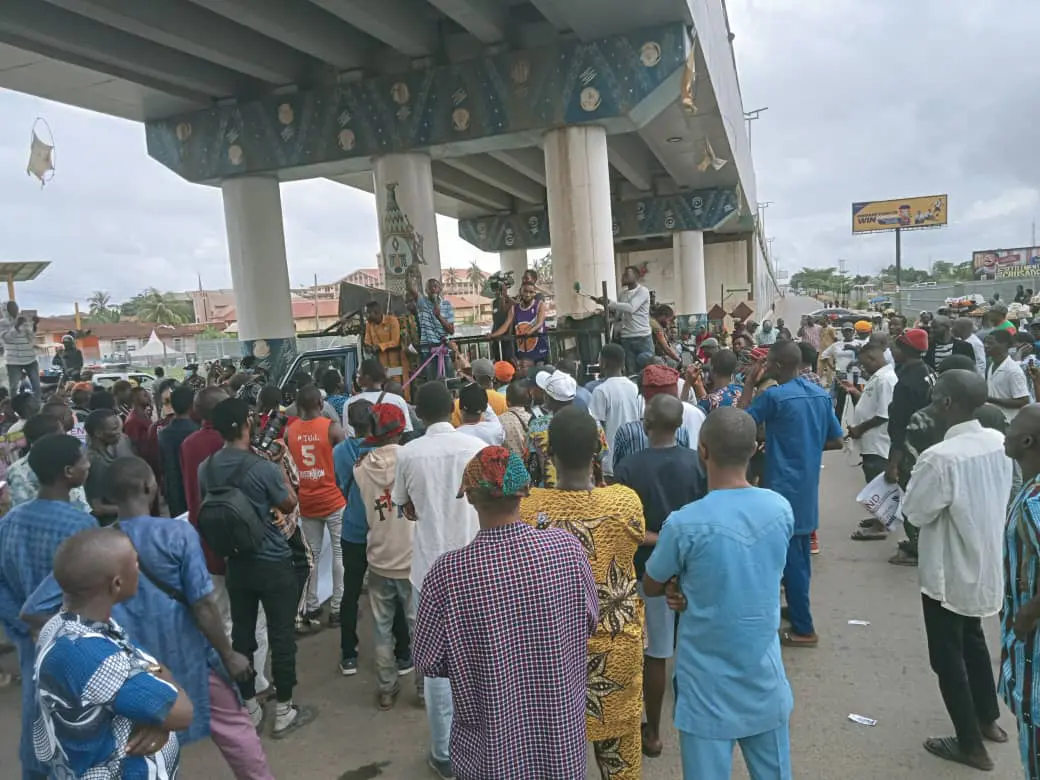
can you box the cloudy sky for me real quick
[0,0,1037,314]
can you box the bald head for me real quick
[54,528,138,603]
[644,394,684,435]
[699,407,758,468]
[932,369,988,419]
[1006,404,1040,463]
[766,339,802,380]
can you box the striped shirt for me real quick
[1001,474,1040,724]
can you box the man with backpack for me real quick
[198,397,317,738]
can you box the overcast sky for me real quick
[0,0,1037,314]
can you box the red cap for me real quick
[897,328,929,353]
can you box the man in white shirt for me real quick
[985,328,1030,424]
[344,359,414,435]
[844,343,897,539]
[952,317,987,375]
[594,266,652,374]
[902,370,1012,772]
[391,381,484,777]
[456,382,505,446]
[589,343,643,477]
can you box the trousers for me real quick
[413,584,453,763]
[7,361,39,397]
[783,534,814,636]
[620,335,654,375]
[340,540,411,661]
[212,574,269,694]
[368,572,415,694]
[227,556,299,702]
[921,594,1000,752]
[301,509,344,613]
[208,671,274,780]
[679,723,792,779]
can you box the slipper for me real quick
[271,704,318,740]
[780,630,819,648]
[981,722,1009,743]
[888,550,918,567]
[641,723,663,758]
[857,518,878,529]
[850,528,887,541]
[923,736,993,771]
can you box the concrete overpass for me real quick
[0,0,778,372]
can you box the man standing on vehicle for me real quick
[1,301,40,397]
[593,266,653,374]
[416,278,456,380]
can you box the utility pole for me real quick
[744,107,769,150]
[313,274,320,333]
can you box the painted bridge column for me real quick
[221,176,297,378]
[674,230,707,326]
[499,249,528,289]
[373,153,441,295]
[544,125,616,316]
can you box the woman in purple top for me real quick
[491,282,549,368]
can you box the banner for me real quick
[851,195,948,234]
[973,247,1040,279]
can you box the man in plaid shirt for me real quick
[414,446,597,780]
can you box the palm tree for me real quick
[133,288,187,326]
[443,268,459,291]
[467,262,485,295]
[86,290,119,323]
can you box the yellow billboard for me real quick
[851,195,948,234]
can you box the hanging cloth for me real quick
[26,118,56,187]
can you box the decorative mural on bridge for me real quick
[458,187,741,252]
[145,24,687,182]
[380,183,427,296]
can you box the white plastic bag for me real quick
[856,473,904,531]
[840,394,860,466]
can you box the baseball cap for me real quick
[897,328,929,353]
[471,358,495,380]
[538,371,576,402]
[364,403,406,444]
[494,361,515,383]
[459,382,490,415]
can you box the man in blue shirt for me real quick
[24,456,274,779]
[644,407,795,778]
[415,277,456,379]
[0,433,95,780]
[741,339,844,647]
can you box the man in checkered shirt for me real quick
[414,446,598,780]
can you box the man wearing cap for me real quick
[527,370,608,488]
[926,315,975,371]
[613,365,697,470]
[989,303,1017,336]
[821,324,864,413]
[414,446,597,780]
[451,358,507,427]
[492,360,514,396]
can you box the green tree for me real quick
[196,325,227,340]
[467,262,484,295]
[130,288,191,326]
[443,268,459,288]
[532,252,553,285]
[789,267,838,295]
[87,290,119,323]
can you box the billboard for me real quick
[972,247,1040,279]
[851,195,948,234]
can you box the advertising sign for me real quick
[972,247,1040,279]
[851,195,948,234]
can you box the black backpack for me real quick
[197,454,267,558]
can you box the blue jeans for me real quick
[412,585,454,763]
[621,335,654,374]
[680,723,792,779]
[419,349,455,380]
[784,534,814,637]
[369,572,414,694]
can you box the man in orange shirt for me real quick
[286,386,348,628]
[364,301,407,388]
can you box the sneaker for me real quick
[328,610,341,628]
[339,656,358,676]
[427,755,455,779]
[377,690,398,711]
[396,656,414,676]
[272,703,317,739]
[809,531,820,555]
[245,698,263,733]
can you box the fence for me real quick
[194,334,357,364]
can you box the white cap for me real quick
[538,371,576,402]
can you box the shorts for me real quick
[638,579,675,660]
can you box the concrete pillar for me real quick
[373,153,441,295]
[499,249,528,291]
[544,125,616,316]
[673,230,707,323]
[221,176,297,378]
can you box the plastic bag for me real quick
[856,473,904,531]
[840,394,860,467]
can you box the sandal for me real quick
[641,723,663,758]
[923,736,993,771]
[780,630,819,648]
[888,549,918,567]
[850,527,887,541]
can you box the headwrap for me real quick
[457,446,531,499]
[494,361,516,383]
[364,403,406,444]
[854,320,873,334]
[641,364,679,401]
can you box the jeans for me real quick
[212,575,270,694]
[227,555,299,703]
[680,723,792,780]
[921,594,1000,752]
[419,349,455,380]
[208,671,274,780]
[301,508,344,613]
[369,572,414,693]
[784,534,814,636]
[620,336,654,375]
[7,361,39,397]
[413,584,454,763]
[340,540,411,661]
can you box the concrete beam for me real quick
[427,0,506,43]
[528,0,571,31]
[431,162,513,212]
[607,134,654,192]
[0,0,254,98]
[488,148,546,186]
[40,0,314,84]
[186,0,375,71]
[307,0,436,57]
[442,155,544,205]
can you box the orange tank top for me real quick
[286,417,345,517]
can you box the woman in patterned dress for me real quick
[520,406,646,780]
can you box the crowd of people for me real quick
[2,287,1040,779]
